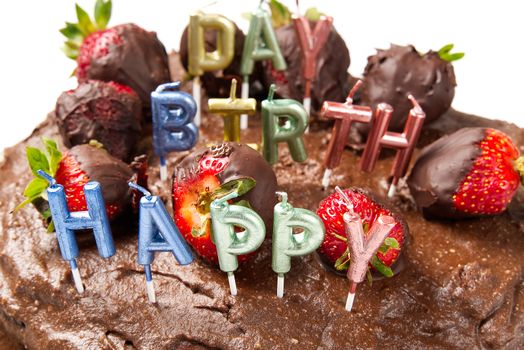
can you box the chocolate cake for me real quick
[1,49,524,349]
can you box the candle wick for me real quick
[407,93,423,114]
[37,169,56,185]
[276,191,288,206]
[128,182,152,197]
[230,79,237,101]
[346,80,363,104]
[267,84,276,101]
[335,186,355,215]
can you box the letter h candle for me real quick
[38,170,115,294]
[360,95,426,198]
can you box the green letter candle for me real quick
[261,84,309,164]
[272,192,325,298]
[210,191,266,295]
[208,79,256,142]
[188,12,235,126]
[239,4,287,130]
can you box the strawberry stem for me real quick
[516,156,524,186]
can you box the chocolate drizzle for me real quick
[84,23,171,106]
[68,144,134,211]
[359,44,456,133]
[55,80,142,162]
[261,22,351,117]
[407,127,486,219]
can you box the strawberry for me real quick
[316,188,408,278]
[60,0,170,106]
[16,139,135,231]
[408,127,524,219]
[55,80,142,161]
[173,143,278,264]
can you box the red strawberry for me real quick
[408,127,524,219]
[60,0,170,105]
[17,140,134,230]
[173,143,278,264]
[316,188,408,277]
[55,80,142,161]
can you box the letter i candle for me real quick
[210,191,266,295]
[240,2,287,129]
[272,192,325,298]
[188,12,235,126]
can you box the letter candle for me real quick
[360,96,426,198]
[335,187,395,312]
[320,80,372,189]
[151,82,198,181]
[129,183,194,303]
[292,9,332,117]
[272,192,325,298]
[261,84,309,165]
[210,191,266,296]
[208,79,257,142]
[188,12,235,126]
[38,170,115,294]
[240,2,287,129]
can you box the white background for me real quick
[1,0,523,151]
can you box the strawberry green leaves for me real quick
[60,0,112,60]
[212,177,256,199]
[516,156,524,186]
[438,44,464,62]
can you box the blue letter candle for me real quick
[39,170,115,294]
[130,183,194,303]
[151,82,198,181]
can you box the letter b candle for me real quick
[151,82,198,181]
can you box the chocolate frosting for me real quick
[359,44,456,133]
[407,127,486,219]
[68,144,134,211]
[84,23,171,107]
[1,55,524,350]
[55,80,142,161]
[262,22,351,117]
[179,23,267,98]
[176,142,278,228]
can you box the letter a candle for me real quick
[240,2,287,129]
[210,191,266,296]
[188,12,235,126]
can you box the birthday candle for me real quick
[188,12,235,126]
[210,191,266,296]
[360,96,425,197]
[240,4,287,129]
[261,84,308,165]
[151,82,198,181]
[272,192,325,298]
[38,170,115,294]
[320,80,372,189]
[129,183,193,303]
[208,79,256,142]
[292,15,333,116]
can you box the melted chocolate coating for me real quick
[176,142,278,228]
[55,80,142,162]
[262,22,351,118]
[179,23,267,98]
[68,144,134,211]
[84,24,171,106]
[1,55,524,350]
[407,127,486,219]
[359,44,456,133]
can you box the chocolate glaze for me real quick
[68,144,134,212]
[1,55,524,350]
[84,23,171,107]
[179,23,267,98]
[55,80,142,161]
[358,44,456,133]
[407,127,486,219]
[262,22,351,118]
[176,142,278,228]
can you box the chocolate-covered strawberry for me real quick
[55,80,141,161]
[358,44,462,133]
[60,0,170,105]
[316,188,408,277]
[17,140,134,229]
[173,143,278,264]
[408,127,524,219]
